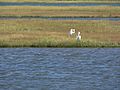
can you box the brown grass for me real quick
[0,6,120,18]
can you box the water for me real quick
[0,48,120,90]
[0,2,120,6]
[0,17,120,21]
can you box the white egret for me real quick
[76,32,81,41]
[69,29,75,36]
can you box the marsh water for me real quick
[0,48,120,90]
[0,2,120,6]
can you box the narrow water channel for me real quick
[0,17,120,21]
[0,2,120,6]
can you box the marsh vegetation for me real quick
[0,19,120,47]
[0,6,120,18]
[0,0,119,47]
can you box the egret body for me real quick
[69,29,75,36]
[76,32,81,41]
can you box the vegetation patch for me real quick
[0,19,120,47]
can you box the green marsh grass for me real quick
[0,19,120,47]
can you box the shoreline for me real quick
[0,16,120,18]
[0,42,120,48]
[0,45,120,48]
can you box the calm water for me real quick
[0,48,120,90]
[0,2,120,6]
[0,17,120,21]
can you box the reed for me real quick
[0,19,120,47]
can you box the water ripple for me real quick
[0,48,120,90]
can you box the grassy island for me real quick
[0,19,120,47]
[0,0,119,47]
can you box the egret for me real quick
[76,32,81,41]
[69,29,75,36]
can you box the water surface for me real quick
[0,48,120,90]
[0,2,120,6]
[0,17,120,21]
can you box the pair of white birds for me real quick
[69,29,81,41]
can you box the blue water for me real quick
[0,17,120,21]
[0,2,120,6]
[0,48,120,90]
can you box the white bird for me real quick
[76,32,81,41]
[69,29,75,36]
